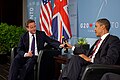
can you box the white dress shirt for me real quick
[24,32,38,57]
[91,33,109,63]
[72,33,109,63]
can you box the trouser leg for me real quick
[21,56,37,80]
[59,55,90,80]
[8,55,26,80]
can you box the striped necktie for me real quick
[91,38,102,57]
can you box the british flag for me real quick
[52,0,72,43]
[39,0,52,36]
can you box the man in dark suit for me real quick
[8,19,64,80]
[59,18,120,80]
[101,73,120,80]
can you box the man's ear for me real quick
[101,25,106,30]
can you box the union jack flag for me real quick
[52,0,72,43]
[39,0,52,36]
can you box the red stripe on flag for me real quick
[39,0,52,36]
[52,0,72,42]
[60,21,63,43]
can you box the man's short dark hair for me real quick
[25,19,35,27]
[97,18,111,31]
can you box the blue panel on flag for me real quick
[52,17,58,40]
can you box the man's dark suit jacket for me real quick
[86,34,120,65]
[59,34,120,80]
[9,30,61,80]
[17,30,61,57]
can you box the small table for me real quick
[54,55,68,64]
[54,54,72,79]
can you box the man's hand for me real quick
[60,42,73,49]
[60,44,65,48]
[79,54,91,62]
[65,42,73,49]
[24,51,33,57]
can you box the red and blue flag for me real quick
[52,0,72,43]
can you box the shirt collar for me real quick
[29,32,36,37]
[100,33,109,40]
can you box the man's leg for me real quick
[22,56,37,80]
[8,54,26,80]
[59,55,90,80]
[101,73,120,80]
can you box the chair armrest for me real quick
[81,64,120,80]
[36,50,44,80]
[11,47,17,63]
[36,49,61,80]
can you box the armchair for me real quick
[81,64,120,80]
[10,47,39,80]
[37,49,61,80]
[10,47,61,80]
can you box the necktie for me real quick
[91,38,102,57]
[31,35,35,55]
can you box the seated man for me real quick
[59,18,120,80]
[8,19,64,80]
[101,73,120,80]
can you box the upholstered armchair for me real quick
[81,64,120,80]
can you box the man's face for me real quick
[94,22,103,37]
[26,22,36,34]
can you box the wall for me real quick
[26,0,120,47]
[1,0,23,26]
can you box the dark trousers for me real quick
[8,54,37,80]
[101,73,120,80]
[59,55,91,80]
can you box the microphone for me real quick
[63,38,68,53]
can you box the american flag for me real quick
[39,0,52,36]
[52,0,72,43]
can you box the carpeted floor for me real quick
[0,55,11,80]
[0,63,10,80]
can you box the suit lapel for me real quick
[87,40,98,56]
[36,31,41,52]
[24,32,29,50]
[97,34,110,52]
[87,35,110,56]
